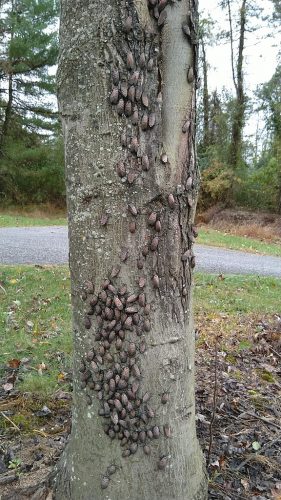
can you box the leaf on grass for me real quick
[7,358,21,369]
[9,279,18,285]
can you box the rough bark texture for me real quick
[54,0,207,498]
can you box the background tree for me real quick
[54,0,207,498]
[0,0,64,205]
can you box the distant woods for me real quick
[0,0,280,212]
[0,0,64,205]
[197,0,281,214]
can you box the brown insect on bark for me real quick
[139,52,146,69]
[163,424,172,438]
[111,67,119,85]
[135,84,142,102]
[116,161,126,178]
[131,108,139,125]
[123,15,132,32]
[114,296,124,311]
[143,445,151,455]
[128,342,136,357]
[110,87,119,104]
[120,80,128,98]
[148,212,157,225]
[130,136,139,153]
[137,257,144,270]
[158,0,168,11]
[187,66,194,83]
[138,293,146,307]
[128,204,138,216]
[152,274,160,288]
[125,101,132,117]
[129,71,139,85]
[148,112,156,128]
[147,58,154,71]
[120,247,129,262]
[129,221,136,233]
[142,246,149,257]
[128,85,135,102]
[186,176,193,189]
[110,266,121,278]
[101,476,110,489]
[168,193,175,209]
[142,154,150,171]
[117,98,125,115]
[141,113,149,130]
[126,293,138,303]
[161,153,168,164]
[143,319,151,332]
[138,276,146,288]
[142,392,151,403]
[182,22,191,37]
[127,170,138,184]
[150,236,159,251]
[155,220,161,232]
[127,51,135,69]
[142,93,149,108]
[84,316,91,329]
[182,120,190,133]
[100,214,109,226]
[158,456,168,470]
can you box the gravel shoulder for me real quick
[0,226,281,277]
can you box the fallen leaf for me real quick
[2,383,14,392]
[7,358,21,369]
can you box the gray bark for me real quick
[54,0,207,498]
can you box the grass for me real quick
[198,227,281,257]
[0,214,67,227]
[1,266,280,397]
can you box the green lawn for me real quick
[1,266,280,396]
[0,213,67,227]
[198,227,281,257]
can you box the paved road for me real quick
[0,226,281,277]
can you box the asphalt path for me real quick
[0,226,281,277]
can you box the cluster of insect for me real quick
[80,276,171,489]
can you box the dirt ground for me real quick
[0,314,280,500]
[197,207,281,242]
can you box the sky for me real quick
[200,0,280,93]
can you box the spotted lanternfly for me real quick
[125,101,132,117]
[155,220,161,232]
[150,236,159,251]
[144,445,151,455]
[84,316,91,329]
[127,51,135,69]
[128,85,135,102]
[141,113,149,130]
[187,67,194,83]
[168,193,175,208]
[129,221,136,233]
[182,22,191,37]
[139,52,146,68]
[101,476,110,489]
[117,161,126,178]
[137,257,144,270]
[158,456,168,470]
[148,212,157,225]
[136,84,142,101]
[130,136,139,153]
[154,5,159,19]
[152,274,160,288]
[100,213,109,226]
[148,113,156,128]
[142,94,149,108]
[117,98,125,115]
[186,176,193,189]
[121,80,128,98]
[143,319,151,332]
[147,58,154,71]
[163,424,171,438]
[182,120,190,133]
[131,108,139,125]
[127,171,138,184]
[123,15,132,32]
[138,293,146,307]
[158,0,168,11]
[110,87,119,104]
[142,154,150,171]
[127,293,138,303]
[110,266,121,278]
[138,276,146,288]
[111,69,119,89]
[128,204,138,216]
[142,246,149,257]
[142,392,151,403]
[129,71,139,85]
[190,255,196,268]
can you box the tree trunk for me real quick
[228,0,246,171]
[201,38,209,149]
[0,69,13,158]
[54,0,207,499]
